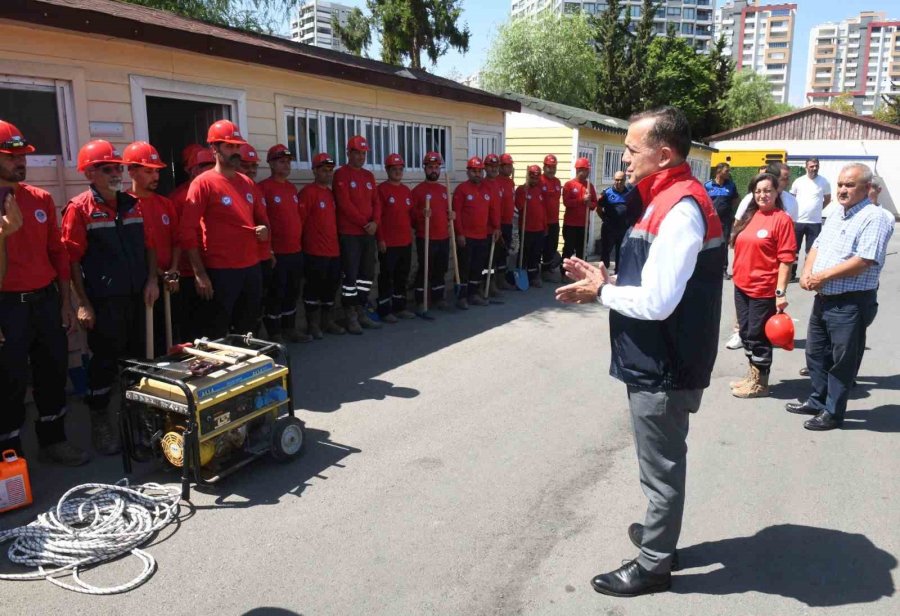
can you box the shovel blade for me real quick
[512,269,530,291]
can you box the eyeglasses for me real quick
[94,164,124,174]
[0,137,29,150]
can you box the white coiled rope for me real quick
[0,479,181,594]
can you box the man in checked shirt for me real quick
[786,163,894,431]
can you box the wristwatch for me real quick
[775,289,786,298]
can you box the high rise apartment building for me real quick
[806,12,900,115]
[714,1,796,104]
[290,0,353,52]
[510,1,716,53]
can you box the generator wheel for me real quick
[271,416,304,461]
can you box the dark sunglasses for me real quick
[0,136,29,150]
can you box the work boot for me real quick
[344,308,362,335]
[91,412,121,456]
[532,276,543,288]
[469,295,488,307]
[381,312,399,324]
[307,311,324,340]
[496,275,513,291]
[38,440,91,467]
[357,305,382,329]
[729,364,753,390]
[455,297,469,311]
[283,328,313,343]
[435,298,451,311]
[488,277,503,298]
[396,309,417,320]
[732,365,769,398]
[323,309,346,335]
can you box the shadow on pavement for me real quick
[674,524,897,606]
[843,405,900,432]
[243,609,302,616]
[768,377,809,401]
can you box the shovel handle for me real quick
[145,304,154,359]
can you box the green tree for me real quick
[331,8,372,57]
[872,84,900,125]
[701,34,736,137]
[720,69,784,130]
[827,92,857,114]
[122,0,290,32]
[591,0,632,118]
[480,12,599,109]
[624,1,662,114]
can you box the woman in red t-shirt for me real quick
[729,172,797,398]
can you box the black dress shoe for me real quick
[799,367,809,376]
[627,523,680,571]
[804,411,841,431]
[785,402,818,416]
[591,559,671,597]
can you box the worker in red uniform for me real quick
[258,144,310,343]
[237,142,273,337]
[561,157,598,274]
[411,151,452,315]
[300,153,345,339]
[239,144,260,180]
[516,165,548,288]
[541,154,562,281]
[178,120,270,338]
[497,153,517,289]
[62,139,159,455]
[453,156,500,308]
[375,154,415,323]
[0,121,89,466]
[482,153,508,295]
[124,141,180,356]
[167,147,214,342]
[333,135,382,334]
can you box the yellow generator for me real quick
[119,334,303,500]
[711,149,786,168]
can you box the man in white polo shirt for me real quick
[790,157,831,280]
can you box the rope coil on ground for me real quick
[0,479,181,594]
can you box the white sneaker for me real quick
[725,332,743,350]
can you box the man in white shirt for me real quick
[790,157,831,280]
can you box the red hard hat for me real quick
[466,156,484,170]
[238,144,259,163]
[575,157,591,170]
[188,148,215,169]
[267,144,293,162]
[500,153,514,165]
[423,151,443,166]
[123,141,166,169]
[207,120,247,145]
[385,153,405,168]
[543,154,558,166]
[181,144,204,167]
[347,135,369,152]
[765,313,795,351]
[527,164,541,174]
[312,152,336,168]
[484,153,500,166]
[77,139,124,172]
[0,120,36,154]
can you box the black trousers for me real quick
[600,223,627,273]
[734,286,776,372]
[339,234,377,307]
[303,254,341,314]
[86,294,145,411]
[205,264,262,339]
[458,236,489,299]
[716,208,734,275]
[264,252,303,335]
[0,285,69,452]
[522,231,544,280]
[414,237,450,305]
[792,222,822,277]
[541,222,560,271]
[561,224,587,266]
[494,224,512,274]
[175,275,203,345]
[377,245,411,315]
[805,290,877,422]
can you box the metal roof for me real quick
[705,106,900,142]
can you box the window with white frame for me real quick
[601,145,628,184]
[577,144,598,185]
[0,75,77,167]
[688,157,711,181]
[468,123,504,159]
[284,106,449,172]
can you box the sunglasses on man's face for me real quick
[94,164,124,174]
[0,137,29,150]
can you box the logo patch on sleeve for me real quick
[34,209,48,223]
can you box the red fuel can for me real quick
[0,449,33,513]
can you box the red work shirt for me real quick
[167,181,195,277]
[258,177,303,255]
[515,184,547,232]
[482,177,504,233]
[132,192,178,271]
[562,179,597,227]
[541,175,562,226]
[496,176,516,225]
[178,170,269,270]
[411,181,450,241]
[1,183,69,292]
[253,184,272,263]
[333,165,382,236]
[732,208,797,298]
[376,181,413,247]
[299,183,339,258]
[453,181,496,240]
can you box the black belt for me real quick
[0,284,55,303]
[817,289,877,300]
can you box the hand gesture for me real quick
[77,303,96,330]
[555,257,610,304]
[0,192,23,239]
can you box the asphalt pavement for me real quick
[3,234,899,615]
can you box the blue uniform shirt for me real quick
[601,185,632,225]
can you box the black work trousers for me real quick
[86,294,145,411]
[494,224,513,275]
[414,237,450,305]
[205,264,262,339]
[522,231,544,281]
[303,254,341,314]
[377,245,412,315]
[458,237,489,299]
[264,252,304,336]
[734,286,776,372]
[600,223,627,273]
[0,285,69,453]
[561,224,587,268]
[339,234,377,308]
[792,222,822,278]
[175,275,203,345]
[541,222,560,272]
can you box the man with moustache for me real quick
[515,165,547,288]
[376,154,415,323]
[411,151,452,314]
[561,157,598,270]
[495,154,517,288]
[540,154,562,280]
[482,153,507,295]
[453,156,500,308]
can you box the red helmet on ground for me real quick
[267,144,293,162]
[188,148,215,169]
[423,151,443,166]
[312,152,336,168]
[181,144,204,167]
[238,144,259,163]
[765,313,795,351]
[123,141,166,169]
[500,153,514,165]
[385,153,404,168]
[0,120,36,154]
[466,156,484,170]
[207,120,246,145]
[77,140,124,172]
[574,157,591,170]
[347,135,369,152]
[527,164,541,175]
[484,153,500,166]
[543,154,558,166]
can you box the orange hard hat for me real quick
[466,156,484,170]
[188,148,215,169]
[181,144,204,167]
[484,153,500,166]
[207,120,247,145]
[422,151,443,166]
[123,141,166,169]
[347,135,369,152]
[77,139,124,172]
[312,152,336,168]
[500,153,514,165]
[543,154,558,166]
[765,313,795,351]
[267,144,293,162]
[385,153,404,168]
[0,120,36,154]
[238,143,259,163]
[575,157,591,170]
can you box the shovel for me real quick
[483,239,504,304]
[511,192,529,291]
[417,194,435,320]
[583,180,593,260]
[445,172,465,299]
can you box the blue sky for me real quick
[307,1,898,107]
